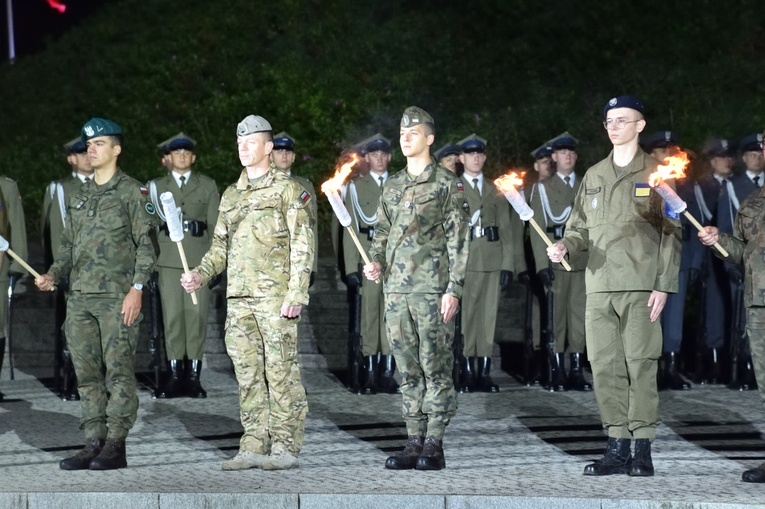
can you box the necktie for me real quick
[472,178,481,196]
[179,175,186,190]
[754,176,761,188]
[719,179,727,196]
[564,176,571,188]
[378,176,384,188]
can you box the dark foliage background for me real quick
[0,0,763,238]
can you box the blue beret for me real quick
[641,131,678,151]
[435,143,460,161]
[458,133,487,153]
[273,131,296,151]
[81,117,122,142]
[603,96,646,118]
[738,133,763,153]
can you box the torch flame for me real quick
[494,171,527,193]
[648,148,690,187]
[321,153,360,195]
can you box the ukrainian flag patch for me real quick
[634,182,650,197]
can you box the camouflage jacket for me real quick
[194,165,314,305]
[50,169,157,294]
[369,161,470,297]
[717,186,765,307]
[562,149,681,294]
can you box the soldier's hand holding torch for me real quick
[547,242,568,264]
[0,234,54,292]
[161,192,198,305]
[698,226,719,246]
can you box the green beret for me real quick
[401,106,434,128]
[81,117,122,142]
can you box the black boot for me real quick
[547,352,568,392]
[385,435,424,470]
[629,439,654,476]
[739,357,758,391]
[568,353,592,391]
[707,347,722,385]
[524,349,544,387]
[89,438,127,470]
[476,357,499,393]
[664,352,691,391]
[378,355,399,394]
[187,359,207,398]
[742,462,765,483]
[358,355,378,394]
[583,437,632,475]
[459,357,475,393]
[59,437,105,470]
[155,359,184,399]
[415,437,446,470]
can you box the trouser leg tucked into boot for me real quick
[476,357,499,393]
[359,355,378,394]
[89,438,127,470]
[415,437,445,470]
[59,437,105,470]
[664,352,690,391]
[156,359,184,399]
[568,352,592,391]
[187,359,207,398]
[459,357,475,393]
[583,437,632,476]
[377,355,399,394]
[629,438,654,476]
[385,435,424,470]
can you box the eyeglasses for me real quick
[602,118,641,130]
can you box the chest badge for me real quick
[591,197,598,209]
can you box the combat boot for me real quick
[358,355,379,394]
[378,355,399,394]
[415,437,445,470]
[89,438,127,470]
[155,359,184,398]
[706,347,723,385]
[385,435,424,470]
[568,353,592,391]
[476,357,499,393]
[187,359,207,398]
[59,437,105,470]
[262,451,300,470]
[739,357,758,391]
[583,438,632,476]
[742,462,765,483]
[222,450,269,471]
[459,357,475,393]
[664,352,690,391]
[547,352,568,392]
[629,439,654,476]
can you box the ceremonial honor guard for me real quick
[434,143,461,175]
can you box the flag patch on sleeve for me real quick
[300,191,310,203]
[139,186,149,195]
[456,181,464,191]
[634,182,650,197]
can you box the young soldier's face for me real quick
[710,155,734,177]
[399,124,433,158]
[459,151,486,176]
[237,133,272,168]
[170,149,195,173]
[75,152,93,174]
[552,149,577,173]
[365,150,390,174]
[742,150,764,173]
[271,148,296,172]
[534,157,553,179]
[86,136,121,170]
[439,154,459,173]
[604,107,645,147]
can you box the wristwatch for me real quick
[132,283,144,291]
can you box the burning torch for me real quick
[160,192,199,304]
[494,171,572,272]
[321,154,379,284]
[647,150,728,257]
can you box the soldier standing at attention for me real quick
[271,132,318,285]
[547,96,681,477]
[456,133,514,393]
[434,143,461,175]
[531,132,590,392]
[363,106,470,471]
[344,133,397,393]
[40,136,94,401]
[150,133,219,399]
[36,118,157,470]
[181,115,314,471]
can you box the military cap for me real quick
[458,134,487,154]
[549,131,579,152]
[364,133,391,154]
[81,117,122,142]
[157,132,196,154]
[272,132,296,151]
[401,106,434,127]
[530,142,553,160]
[702,138,733,158]
[603,96,646,118]
[641,131,678,151]
[237,115,272,136]
[64,136,87,154]
[435,143,461,161]
[738,133,763,153]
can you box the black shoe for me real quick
[707,348,723,385]
[415,437,445,470]
[60,438,105,470]
[568,353,592,391]
[547,352,568,392]
[742,462,765,483]
[583,438,632,476]
[664,352,691,391]
[629,439,654,476]
[378,355,399,394]
[739,358,758,391]
[155,359,184,399]
[476,357,499,393]
[385,435,424,470]
[89,438,127,470]
[186,359,207,398]
[459,357,475,393]
[358,355,379,395]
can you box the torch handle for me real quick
[682,211,729,257]
[346,227,380,284]
[176,242,199,305]
[7,248,43,279]
[528,218,572,272]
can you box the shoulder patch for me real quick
[145,202,156,215]
[140,186,149,195]
[457,181,464,191]
[300,190,311,203]
[634,182,650,197]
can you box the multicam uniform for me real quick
[192,164,314,456]
[369,161,470,440]
[49,170,156,439]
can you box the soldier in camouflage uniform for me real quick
[364,106,470,471]
[548,97,681,477]
[181,115,314,471]
[37,118,157,471]
[700,146,765,482]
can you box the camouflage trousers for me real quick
[747,306,765,411]
[225,297,308,456]
[385,293,457,440]
[65,292,141,440]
